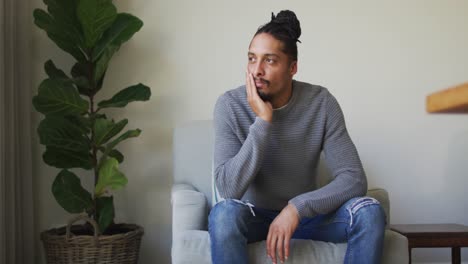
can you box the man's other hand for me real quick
[246,71,273,122]
[267,203,300,264]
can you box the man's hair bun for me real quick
[254,10,302,60]
[270,10,301,43]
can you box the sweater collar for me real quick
[272,80,299,119]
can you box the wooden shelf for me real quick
[426,82,468,113]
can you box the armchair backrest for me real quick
[174,120,215,201]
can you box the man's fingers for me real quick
[270,234,277,264]
[284,234,291,261]
[277,234,284,263]
[248,73,261,101]
[245,71,252,99]
[266,230,272,259]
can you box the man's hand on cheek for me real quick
[245,71,273,123]
[266,204,300,264]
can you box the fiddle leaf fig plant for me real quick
[33,0,150,233]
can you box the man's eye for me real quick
[248,57,256,62]
[266,58,275,64]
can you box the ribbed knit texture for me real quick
[213,80,367,219]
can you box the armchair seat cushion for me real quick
[172,229,408,264]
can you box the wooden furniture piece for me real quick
[390,224,468,264]
[426,82,468,113]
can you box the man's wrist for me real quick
[260,115,272,123]
[287,203,300,220]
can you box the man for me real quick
[209,10,386,264]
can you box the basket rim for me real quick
[40,223,144,241]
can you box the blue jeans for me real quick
[208,197,386,264]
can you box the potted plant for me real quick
[33,0,150,263]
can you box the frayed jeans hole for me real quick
[346,197,380,227]
[215,199,256,217]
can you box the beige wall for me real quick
[31,0,468,263]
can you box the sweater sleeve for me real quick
[289,92,367,219]
[213,94,272,199]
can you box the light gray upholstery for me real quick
[172,120,408,263]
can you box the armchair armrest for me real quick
[171,183,209,241]
[366,188,390,227]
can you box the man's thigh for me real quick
[291,197,372,243]
[248,196,380,244]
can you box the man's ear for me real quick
[290,60,298,76]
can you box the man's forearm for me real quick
[289,170,367,219]
[213,111,271,199]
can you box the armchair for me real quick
[171,120,408,263]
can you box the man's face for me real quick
[247,33,297,103]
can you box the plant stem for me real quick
[90,95,98,220]
[90,95,98,185]
[87,53,99,221]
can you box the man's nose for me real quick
[253,61,265,77]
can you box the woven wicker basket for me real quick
[41,214,144,264]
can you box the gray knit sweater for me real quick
[213,80,367,219]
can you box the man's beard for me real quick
[257,89,273,102]
[255,78,272,102]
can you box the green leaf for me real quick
[77,0,117,48]
[71,62,93,95]
[99,129,140,166]
[107,129,141,149]
[44,0,80,31]
[38,116,89,151]
[92,13,143,61]
[67,115,92,130]
[43,0,85,53]
[43,146,93,169]
[94,45,118,84]
[98,84,151,108]
[96,71,106,91]
[73,77,92,95]
[95,158,127,196]
[71,61,88,79]
[33,8,86,61]
[52,169,93,214]
[108,149,124,163]
[44,60,68,79]
[32,78,89,116]
[94,118,128,146]
[96,196,114,234]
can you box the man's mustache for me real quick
[254,78,270,86]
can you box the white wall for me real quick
[31,0,468,263]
